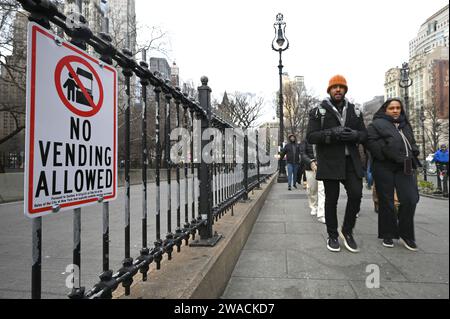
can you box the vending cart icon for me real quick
[63,67,94,107]
[74,67,94,107]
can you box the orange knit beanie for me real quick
[327,75,348,93]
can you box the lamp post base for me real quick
[277,172,287,183]
[277,160,287,183]
[189,233,223,247]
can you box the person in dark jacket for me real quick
[367,98,421,251]
[307,75,367,253]
[280,134,301,190]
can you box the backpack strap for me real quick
[318,106,326,130]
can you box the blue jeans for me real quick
[287,163,299,187]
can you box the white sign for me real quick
[24,22,118,218]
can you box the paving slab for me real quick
[223,181,449,299]
[223,277,357,299]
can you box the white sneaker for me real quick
[317,216,326,224]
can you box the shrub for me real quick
[418,180,435,194]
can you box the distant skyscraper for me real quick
[107,0,136,52]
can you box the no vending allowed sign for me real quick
[24,22,118,218]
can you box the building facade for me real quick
[384,5,449,152]
[409,4,449,58]
[431,59,449,119]
[384,67,402,99]
[408,46,449,140]
[259,121,279,155]
[0,11,28,170]
[149,57,171,80]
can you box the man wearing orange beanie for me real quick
[306,75,367,253]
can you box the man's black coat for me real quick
[307,98,367,180]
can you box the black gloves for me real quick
[340,127,359,142]
[330,126,345,138]
[324,126,344,143]
[325,127,358,142]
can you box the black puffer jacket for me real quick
[367,101,421,168]
[307,98,367,180]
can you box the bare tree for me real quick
[0,2,27,148]
[297,91,320,142]
[282,83,319,141]
[283,81,301,137]
[105,6,171,169]
[423,97,449,154]
[220,92,264,129]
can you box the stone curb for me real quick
[115,173,277,299]
[419,193,449,200]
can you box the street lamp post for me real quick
[272,13,289,183]
[399,62,413,119]
[420,101,427,181]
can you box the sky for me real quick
[136,0,448,124]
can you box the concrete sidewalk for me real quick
[223,183,449,299]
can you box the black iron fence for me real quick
[18,0,274,299]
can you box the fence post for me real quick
[163,85,174,260]
[118,48,134,296]
[68,208,84,298]
[182,100,191,245]
[31,217,42,299]
[190,77,222,247]
[241,132,250,201]
[153,85,163,269]
[138,49,151,281]
[256,129,261,189]
[174,91,183,253]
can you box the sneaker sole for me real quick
[382,242,394,248]
[326,243,340,252]
[339,231,360,253]
[399,238,418,251]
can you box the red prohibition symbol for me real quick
[54,55,104,117]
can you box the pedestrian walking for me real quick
[367,98,421,251]
[300,139,326,224]
[280,134,301,191]
[307,75,367,253]
[431,144,449,197]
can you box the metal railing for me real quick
[18,0,273,299]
